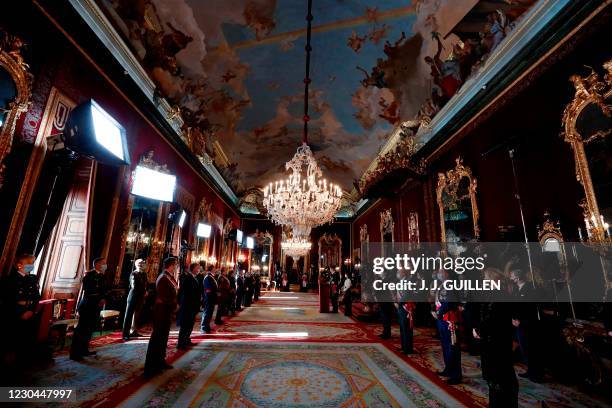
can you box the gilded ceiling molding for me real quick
[357,0,573,198]
[0,29,33,189]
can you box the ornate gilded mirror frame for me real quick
[561,60,612,242]
[0,30,33,189]
[436,157,480,242]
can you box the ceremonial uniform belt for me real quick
[17,300,33,306]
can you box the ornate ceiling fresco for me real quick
[101,0,532,198]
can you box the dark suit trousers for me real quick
[397,307,414,353]
[144,305,172,371]
[122,291,144,337]
[71,306,99,357]
[177,308,197,347]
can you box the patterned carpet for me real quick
[120,342,465,407]
[233,305,354,323]
[17,290,608,407]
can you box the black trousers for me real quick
[397,307,414,353]
[331,295,339,313]
[122,291,144,338]
[177,309,197,347]
[71,307,99,358]
[379,303,395,336]
[235,291,243,310]
[144,306,172,372]
[343,294,352,316]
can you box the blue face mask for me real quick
[24,264,35,274]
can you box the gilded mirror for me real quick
[562,60,612,242]
[0,30,32,189]
[436,157,480,243]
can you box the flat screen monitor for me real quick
[178,210,187,228]
[131,165,176,202]
[197,223,211,238]
[65,99,130,166]
[236,229,243,244]
[246,236,254,249]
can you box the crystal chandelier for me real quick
[263,143,342,237]
[262,0,342,236]
[281,237,312,258]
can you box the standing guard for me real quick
[122,258,148,341]
[70,257,108,361]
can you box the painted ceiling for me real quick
[103,0,477,194]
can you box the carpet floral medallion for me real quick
[122,341,465,407]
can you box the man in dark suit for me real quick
[177,263,201,349]
[226,270,236,315]
[235,270,244,312]
[243,272,253,307]
[70,257,108,361]
[122,258,148,341]
[200,265,217,334]
[511,267,544,382]
[144,257,178,376]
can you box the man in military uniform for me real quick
[2,254,41,366]
[432,268,462,384]
[200,265,217,334]
[144,257,178,376]
[396,269,416,354]
[122,258,148,341]
[70,257,108,361]
[177,263,201,349]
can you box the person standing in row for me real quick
[330,269,340,313]
[122,258,147,341]
[71,257,108,361]
[227,270,237,316]
[177,263,201,349]
[2,254,41,367]
[243,272,253,307]
[235,270,244,312]
[215,268,230,325]
[340,273,352,317]
[200,265,217,334]
[432,268,462,385]
[144,257,178,376]
[253,273,261,301]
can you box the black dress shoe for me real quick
[84,350,97,356]
[214,320,224,325]
[70,355,84,362]
[130,332,144,337]
[123,336,130,341]
[161,362,173,370]
[446,378,462,385]
[177,345,188,350]
[378,333,391,339]
[436,370,450,377]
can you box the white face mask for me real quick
[24,264,35,274]
[100,264,108,272]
